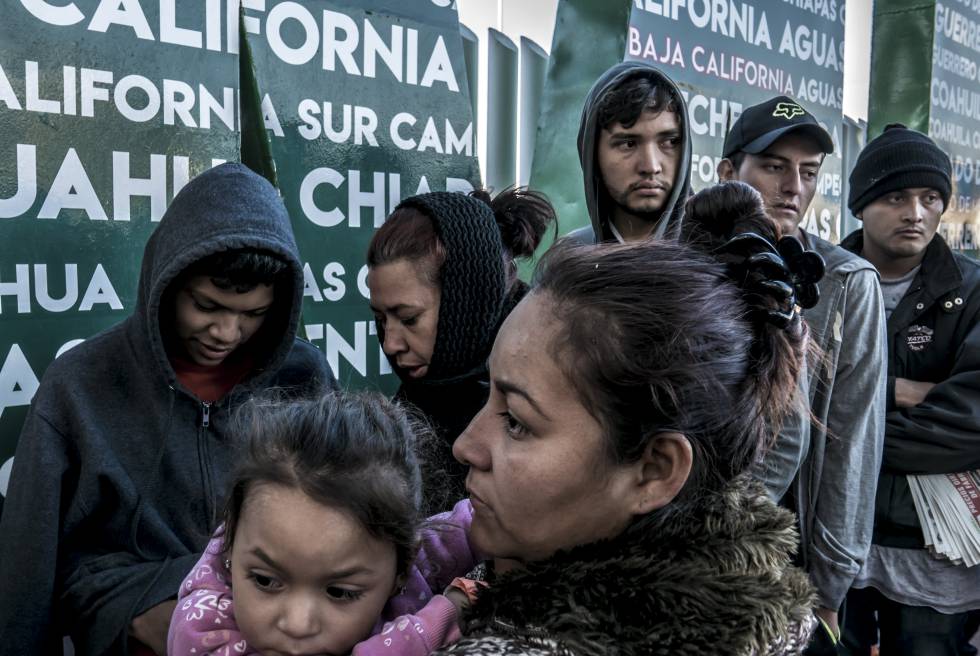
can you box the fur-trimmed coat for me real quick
[436,478,815,656]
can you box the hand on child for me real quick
[444,577,488,625]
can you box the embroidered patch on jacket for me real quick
[906,325,934,352]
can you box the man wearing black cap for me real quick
[719,96,887,653]
[840,124,980,656]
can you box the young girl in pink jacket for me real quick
[167,392,479,656]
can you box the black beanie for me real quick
[848,123,952,215]
[393,192,506,381]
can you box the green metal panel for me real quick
[526,0,632,249]
[869,0,980,256]
[519,37,549,186]
[487,28,519,192]
[0,1,239,498]
[868,0,935,136]
[239,0,481,391]
[460,23,480,160]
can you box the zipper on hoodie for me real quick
[201,401,211,428]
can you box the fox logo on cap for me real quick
[773,102,805,119]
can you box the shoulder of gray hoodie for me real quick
[761,233,886,611]
[564,62,693,245]
[0,163,336,655]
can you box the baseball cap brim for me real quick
[741,123,834,156]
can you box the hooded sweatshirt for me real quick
[0,163,334,655]
[566,62,693,245]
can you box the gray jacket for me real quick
[766,233,886,610]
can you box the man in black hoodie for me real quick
[566,61,693,244]
[0,163,335,655]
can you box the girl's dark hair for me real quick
[366,187,556,286]
[220,392,425,575]
[532,181,804,529]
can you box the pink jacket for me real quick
[167,500,476,656]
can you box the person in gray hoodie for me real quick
[566,61,692,244]
[717,96,887,654]
[0,163,335,655]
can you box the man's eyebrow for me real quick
[757,152,823,167]
[494,378,551,421]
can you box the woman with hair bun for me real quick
[439,182,821,655]
[366,187,555,510]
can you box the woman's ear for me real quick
[631,431,693,515]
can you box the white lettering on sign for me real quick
[299,169,474,229]
[0,344,39,421]
[0,144,224,221]
[0,60,240,130]
[0,264,123,315]
[15,2,462,91]
[0,338,84,422]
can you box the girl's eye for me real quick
[326,586,364,602]
[401,315,418,327]
[194,301,216,312]
[247,309,268,318]
[248,572,282,592]
[498,411,528,438]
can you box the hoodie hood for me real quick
[133,162,305,389]
[576,61,693,243]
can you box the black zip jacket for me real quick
[0,163,335,655]
[841,230,980,548]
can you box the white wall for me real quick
[843,0,873,123]
[457,0,559,184]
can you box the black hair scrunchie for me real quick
[713,233,825,329]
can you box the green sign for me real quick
[627,0,846,242]
[0,0,479,505]
[0,0,240,502]
[869,0,980,257]
[240,0,480,390]
[527,0,632,247]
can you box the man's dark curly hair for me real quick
[596,74,681,131]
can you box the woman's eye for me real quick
[498,411,528,438]
[194,302,215,312]
[401,315,418,327]
[326,586,363,602]
[248,572,282,592]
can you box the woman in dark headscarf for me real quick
[366,187,555,511]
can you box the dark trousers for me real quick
[842,586,971,656]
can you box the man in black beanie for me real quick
[840,124,980,656]
[719,95,887,655]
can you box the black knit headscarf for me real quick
[392,192,507,381]
[848,123,952,215]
